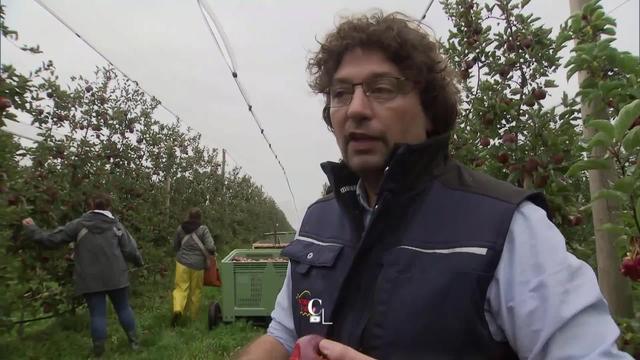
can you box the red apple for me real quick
[464,59,476,70]
[551,153,564,165]
[290,335,325,360]
[568,215,583,226]
[534,174,549,188]
[0,96,12,111]
[508,164,522,174]
[7,194,19,206]
[532,88,547,100]
[42,302,53,314]
[524,158,539,173]
[497,152,510,164]
[481,113,495,126]
[480,137,491,147]
[621,256,640,281]
[498,65,512,79]
[501,133,517,145]
[520,37,533,49]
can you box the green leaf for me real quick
[593,9,605,21]
[636,197,640,232]
[521,0,531,8]
[586,119,614,138]
[543,79,558,88]
[592,189,628,204]
[586,131,613,149]
[615,53,640,74]
[600,223,628,236]
[614,99,640,141]
[598,80,625,96]
[583,1,596,16]
[602,27,616,36]
[622,126,640,153]
[612,177,636,194]
[566,159,611,177]
[567,65,579,81]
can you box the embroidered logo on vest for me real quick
[296,290,333,325]
[339,185,356,193]
[296,290,312,317]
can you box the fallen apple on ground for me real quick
[290,334,326,360]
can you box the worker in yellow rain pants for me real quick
[172,261,204,320]
[171,208,216,326]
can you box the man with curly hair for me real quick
[236,11,630,360]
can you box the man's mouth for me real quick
[347,132,381,150]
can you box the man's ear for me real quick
[425,115,434,138]
[323,105,334,133]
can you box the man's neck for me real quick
[360,172,383,208]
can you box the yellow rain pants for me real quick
[172,261,204,319]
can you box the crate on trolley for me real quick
[208,248,288,329]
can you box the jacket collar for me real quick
[321,132,451,201]
[89,210,114,219]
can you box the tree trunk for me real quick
[569,0,633,318]
[165,177,171,208]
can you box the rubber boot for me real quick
[170,312,181,328]
[126,330,140,351]
[91,340,105,358]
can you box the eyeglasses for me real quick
[328,76,413,108]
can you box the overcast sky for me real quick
[2,0,638,228]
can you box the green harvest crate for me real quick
[219,248,288,323]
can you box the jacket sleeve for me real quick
[201,226,216,255]
[267,263,296,353]
[24,219,81,248]
[173,227,183,253]
[117,225,144,267]
[487,201,632,359]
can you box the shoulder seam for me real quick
[307,193,336,209]
[436,178,527,206]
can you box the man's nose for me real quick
[346,86,373,121]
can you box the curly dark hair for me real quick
[187,207,202,222]
[308,11,460,135]
[88,192,112,211]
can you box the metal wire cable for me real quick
[607,0,634,15]
[11,1,291,218]
[197,0,299,217]
[32,0,180,120]
[419,0,436,24]
[22,1,257,175]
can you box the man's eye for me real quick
[369,84,396,95]
[331,87,350,98]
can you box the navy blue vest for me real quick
[282,134,548,359]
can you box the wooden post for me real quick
[165,177,171,207]
[221,148,226,193]
[569,0,633,318]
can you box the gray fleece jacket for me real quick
[173,222,216,270]
[25,211,143,295]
